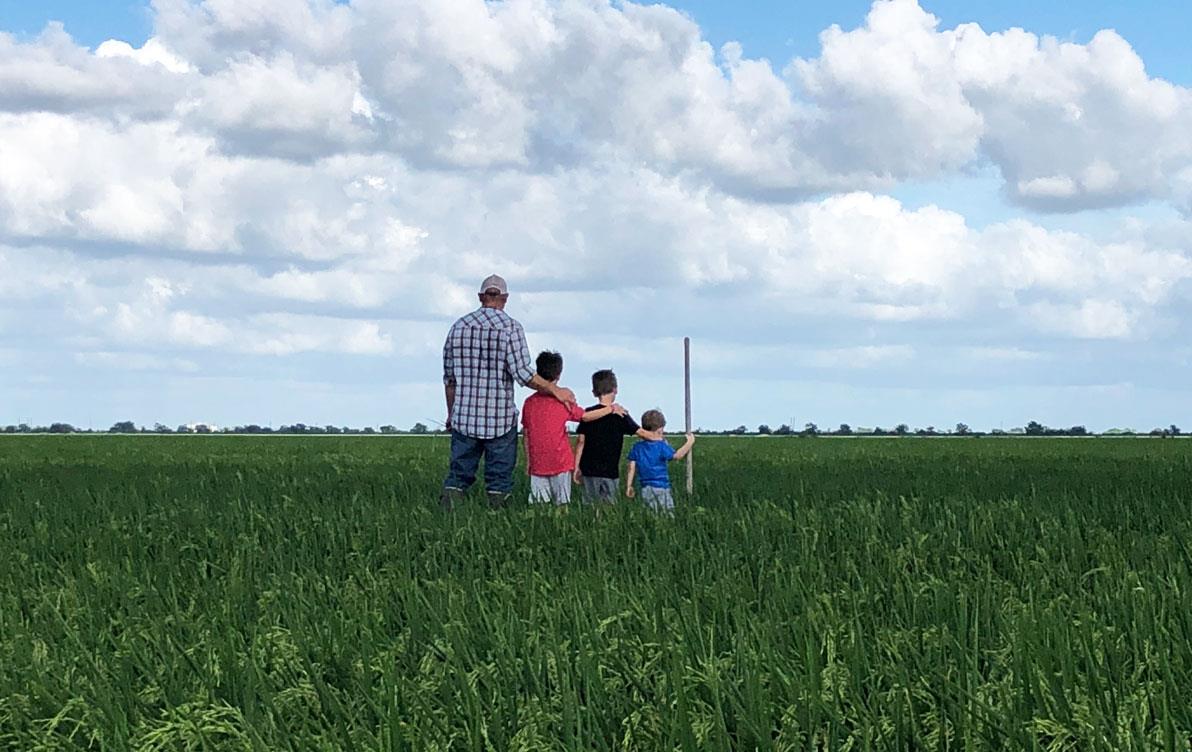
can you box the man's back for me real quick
[443,307,535,439]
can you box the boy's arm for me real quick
[523,431,531,476]
[579,403,626,422]
[672,433,696,461]
[625,461,637,498]
[573,435,585,483]
[579,404,612,422]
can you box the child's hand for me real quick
[625,485,635,499]
[686,433,695,443]
[573,469,582,484]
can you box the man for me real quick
[441,274,576,509]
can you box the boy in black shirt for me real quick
[574,369,659,501]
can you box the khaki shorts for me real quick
[582,476,618,502]
[529,472,572,505]
[640,486,675,511]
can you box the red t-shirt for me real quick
[521,393,586,476]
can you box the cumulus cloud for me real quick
[75,351,200,372]
[1027,300,1140,340]
[960,346,1046,362]
[187,52,375,159]
[0,114,204,244]
[791,1,984,182]
[105,277,233,347]
[150,0,354,68]
[0,114,435,259]
[95,37,191,73]
[246,313,394,356]
[0,24,183,117]
[9,170,1189,350]
[1,0,1189,207]
[787,1,1192,209]
[138,0,1192,206]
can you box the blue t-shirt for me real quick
[627,439,676,489]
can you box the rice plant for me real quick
[2,436,1191,749]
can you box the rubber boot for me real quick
[486,490,511,510]
[440,486,466,511]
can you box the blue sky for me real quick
[6,1,1189,84]
[679,0,1192,84]
[2,0,1192,432]
[0,1,150,48]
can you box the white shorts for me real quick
[640,486,675,511]
[529,472,572,505]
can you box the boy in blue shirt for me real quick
[625,408,695,511]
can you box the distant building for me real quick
[183,422,219,433]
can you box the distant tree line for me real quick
[2,420,1185,437]
[690,420,1183,437]
[0,421,447,435]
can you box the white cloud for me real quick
[0,24,183,117]
[95,37,191,73]
[805,345,916,369]
[0,114,435,260]
[75,351,200,372]
[152,0,1192,206]
[1027,300,1140,340]
[960,346,1045,362]
[187,52,374,159]
[246,314,393,356]
[0,114,206,243]
[249,220,428,309]
[789,1,1192,209]
[150,0,354,68]
[107,278,234,348]
[8,163,1191,354]
[1017,176,1078,200]
[791,0,984,181]
[1,1,1189,209]
[0,245,86,299]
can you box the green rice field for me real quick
[3,435,1192,750]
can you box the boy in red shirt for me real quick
[522,351,625,505]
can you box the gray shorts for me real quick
[582,476,618,502]
[529,472,572,505]
[640,486,675,511]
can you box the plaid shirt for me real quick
[443,307,536,439]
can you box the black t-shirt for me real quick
[577,405,640,479]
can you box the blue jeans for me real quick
[443,427,518,495]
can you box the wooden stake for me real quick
[684,336,693,496]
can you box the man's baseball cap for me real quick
[479,274,508,295]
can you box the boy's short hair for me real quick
[641,409,666,431]
[591,369,618,397]
[536,351,563,382]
